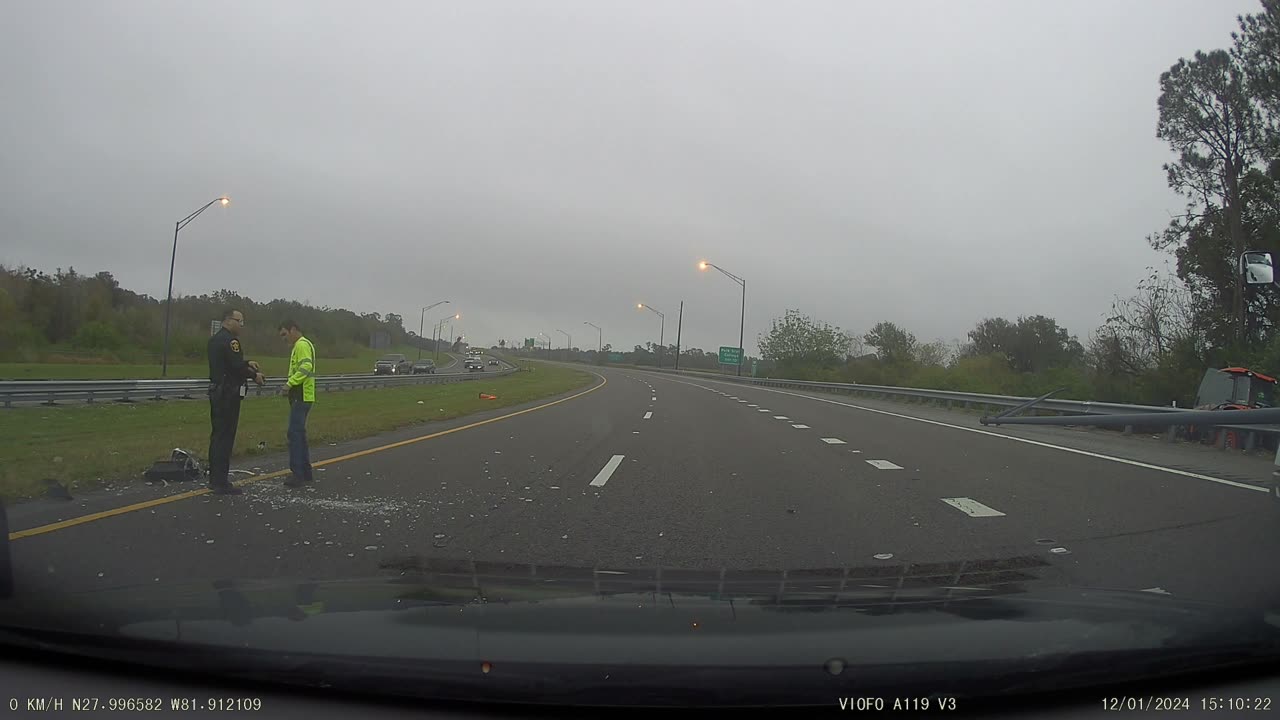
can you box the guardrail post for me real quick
[1164,426,1178,444]
[1216,431,1227,450]
[1123,425,1133,435]
[1246,432,1257,452]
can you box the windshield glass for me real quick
[5,0,1280,710]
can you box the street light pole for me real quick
[637,303,665,369]
[433,313,460,363]
[556,329,571,361]
[418,300,450,361]
[699,260,747,377]
[583,322,602,353]
[162,196,229,377]
[674,301,683,371]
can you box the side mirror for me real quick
[1243,251,1274,285]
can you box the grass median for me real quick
[0,361,593,501]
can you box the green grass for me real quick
[0,346,454,380]
[0,360,591,500]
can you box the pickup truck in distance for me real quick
[373,354,412,375]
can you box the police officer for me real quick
[207,308,264,495]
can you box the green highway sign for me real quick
[718,346,743,365]
[609,352,625,362]
[524,338,535,348]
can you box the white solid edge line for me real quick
[643,411,653,419]
[590,455,626,487]
[653,375,1266,494]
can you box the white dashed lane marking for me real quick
[941,497,1006,517]
[643,412,653,419]
[792,424,810,429]
[748,404,758,407]
[589,455,626,487]
[671,377,1267,494]
[757,409,770,412]
[820,438,847,445]
[866,460,902,470]
[773,416,789,420]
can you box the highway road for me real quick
[7,359,1280,611]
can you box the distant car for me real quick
[373,354,412,375]
[410,360,436,374]
[464,358,483,372]
[487,359,499,366]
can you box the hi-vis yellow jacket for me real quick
[287,336,317,402]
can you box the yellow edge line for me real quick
[9,370,607,542]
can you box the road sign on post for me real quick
[608,352,624,362]
[718,346,743,366]
[209,320,221,337]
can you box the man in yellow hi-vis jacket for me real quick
[278,319,316,488]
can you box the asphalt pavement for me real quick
[8,360,1280,611]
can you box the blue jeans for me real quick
[288,400,313,482]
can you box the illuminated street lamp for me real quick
[161,196,230,376]
[418,301,450,360]
[434,313,460,363]
[698,260,746,376]
[637,303,665,368]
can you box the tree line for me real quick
[507,341,760,371]
[0,264,424,362]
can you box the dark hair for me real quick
[278,319,301,332]
[221,307,242,321]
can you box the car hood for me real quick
[3,555,1280,706]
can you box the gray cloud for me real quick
[0,0,1257,353]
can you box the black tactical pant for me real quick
[208,388,243,488]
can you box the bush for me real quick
[70,321,123,351]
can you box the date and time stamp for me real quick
[836,696,1275,713]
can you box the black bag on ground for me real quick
[144,448,204,483]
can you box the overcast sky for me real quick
[0,0,1260,354]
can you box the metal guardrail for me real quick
[0,362,518,407]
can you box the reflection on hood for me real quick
[2,552,1279,708]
